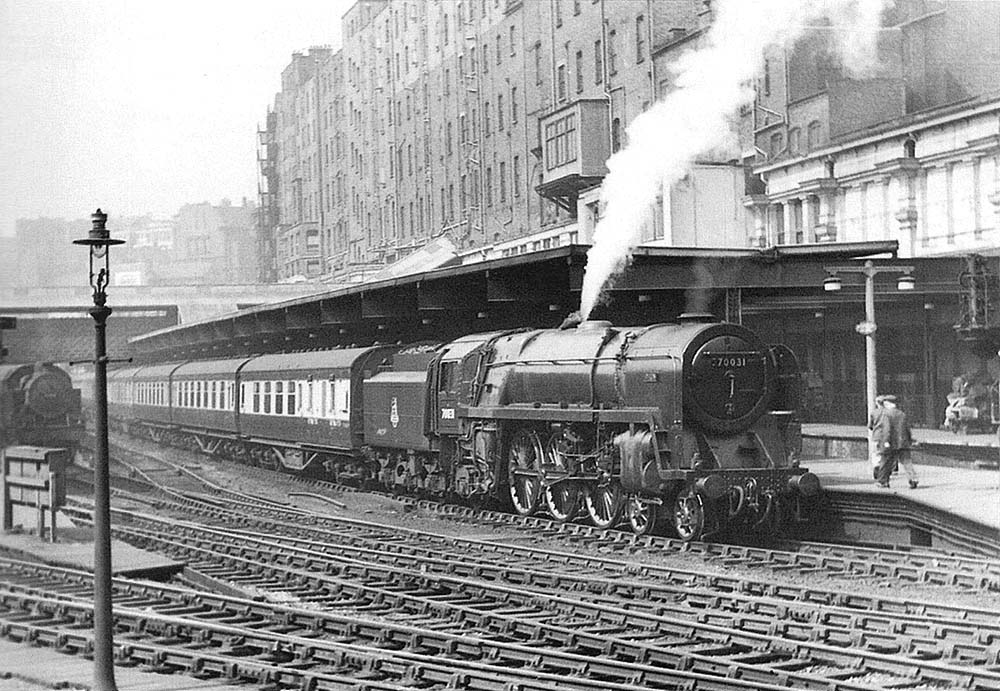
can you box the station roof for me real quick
[129,240,972,363]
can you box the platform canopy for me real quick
[127,240,971,363]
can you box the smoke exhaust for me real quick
[578,0,889,320]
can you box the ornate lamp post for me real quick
[74,209,124,691]
[823,259,915,451]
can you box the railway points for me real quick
[2,432,1000,689]
[0,637,230,691]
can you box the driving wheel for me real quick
[507,428,543,515]
[542,430,581,522]
[584,480,624,529]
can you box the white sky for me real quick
[0,0,354,236]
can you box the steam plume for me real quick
[578,0,890,320]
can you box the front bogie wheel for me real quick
[626,495,658,536]
[672,487,705,542]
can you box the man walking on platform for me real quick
[872,394,918,489]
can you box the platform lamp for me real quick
[822,259,915,454]
[74,208,125,691]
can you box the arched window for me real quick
[807,120,822,150]
[788,127,801,155]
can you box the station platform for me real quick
[804,453,1000,554]
[0,638,231,690]
[0,509,184,580]
[803,423,999,469]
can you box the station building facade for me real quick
[253,0,1000,428]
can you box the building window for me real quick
[544,112,578,169]
[484,101,491,134]
[446,121,453,155]
[534,42,543,84]
[611,117,621,153]
[510,86,518,123]
[807,120,821,150]
[763,58,771,96]
[575,50,584,92]
[513,155,521,196]
[788,128,800,155]
[509,25,515,55]
[635,15,645,62]
[486,166,493,206]
[444,68,450,95]
[594,39,603,84]
[483,43,489,73]
[607,29,617,75]
[497,94,504,130]
[499,161,507,202]
[471,46,477,74]
[769,131,783,157]
[443,13,449,43]
[496,35,502,64]
[555,0,563,27]
[574,0,581,15]
[557,64,567,101]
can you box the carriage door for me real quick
[435,358,462,435]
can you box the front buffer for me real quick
[617,429,820,541]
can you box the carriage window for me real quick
[210,381,217,409]
[275,381,284,414]
[240,383,247,412]
[312,380,324,417]
[297,382,304,415]
[263,382,272,414]
[253,382,261,413]
[327,381,335,417]
[333,378,351,421]
[286,381,296,416]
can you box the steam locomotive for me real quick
[0,362,83,451]
[108,315,819,541]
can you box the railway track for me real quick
[22,435,994,689]
[99,436,1000,591]
[103,436,1000,591]
[50,496,1000,691]
[1,558,750,691]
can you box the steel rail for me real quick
[104,435,1000,587]
[80,485,1000,634]
[0,559,835,691]
[83,507,1000,691]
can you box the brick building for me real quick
[260,0,1000,285]
[263,0,745,282]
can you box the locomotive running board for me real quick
[464,405,659,425]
